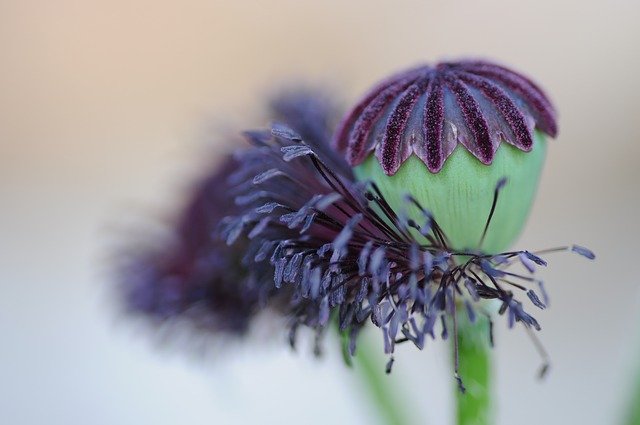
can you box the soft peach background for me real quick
[1,1,639,424]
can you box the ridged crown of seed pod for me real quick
[333,60,558,175]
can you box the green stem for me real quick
[623,333,640,425]
[455,313,493,425]
[625,376,640,425]
[350,332,411,425]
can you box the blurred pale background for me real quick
[1,1,639,424]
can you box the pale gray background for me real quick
[1,1,639,424]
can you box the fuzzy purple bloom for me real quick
[114,90,341,338]
[116,157,277,336]
[333,60,558,175]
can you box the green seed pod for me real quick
[333,60,557,252]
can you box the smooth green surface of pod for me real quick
[354,131,548,253]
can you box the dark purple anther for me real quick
[571,245,596,260]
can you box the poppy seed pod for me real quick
[333,60,557,252]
